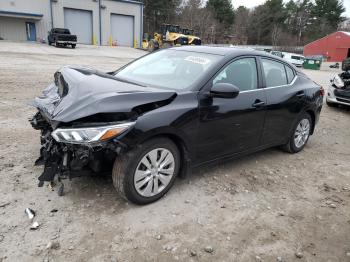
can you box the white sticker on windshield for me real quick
[184,56,210,65]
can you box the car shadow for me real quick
[59,147,283,206]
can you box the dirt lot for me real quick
[0,41,349,262]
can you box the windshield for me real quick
[114,50,222,90]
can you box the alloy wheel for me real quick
[134,148,175,197]
[294,118,310,148]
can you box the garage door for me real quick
[64,8,92,44]
[111,14,134,47]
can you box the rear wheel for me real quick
[283,113,312,153]
[112,137,180,205]
[71,44,76,49]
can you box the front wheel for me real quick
[283,113,312,153]
[71,44,76,49]
[112,137,180,204]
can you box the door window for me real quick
[261,59,288,87]
[213,58,258,91]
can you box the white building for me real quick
[0,0,143,47]
[340,19,350,31]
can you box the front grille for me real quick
[334,89,350,99]
[336,97,350,104]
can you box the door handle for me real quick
[296,91,305,97]
[252,100,265,107]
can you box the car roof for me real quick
[170,45,276,58]
[169,46,298,70]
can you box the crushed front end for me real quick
[29,111,130,194]
[29,65,176,195]
[328,71,350,106]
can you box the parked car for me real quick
[327,58,350,107]
[29,46,324,204]
[270,51,284,58]
[282,52,305,67]
[48,28,77,48]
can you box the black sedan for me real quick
[30,46,323,204]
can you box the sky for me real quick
[231,0,350,18]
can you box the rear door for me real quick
[197,57,267,163]
[259,57,307,145]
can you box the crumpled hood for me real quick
[30,66,176,123]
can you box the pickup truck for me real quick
[48,28,77,48]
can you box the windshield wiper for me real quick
[113,76,147,87]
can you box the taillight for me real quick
[320,86,325,97]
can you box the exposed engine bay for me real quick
[29,111,126,194]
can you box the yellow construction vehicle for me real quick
[182,28,201,45]
[142,23,189,52]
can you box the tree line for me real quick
[141,0,346,46]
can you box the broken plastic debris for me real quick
[25,208,35,220]
[30,221,40,230]
[48,182,55,191]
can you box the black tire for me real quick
[326,100,337,107]
[112,137,180,205]
[162,42,172,49]
[148,40,155,52]
[283,113,312,153]
[71,44,76,49]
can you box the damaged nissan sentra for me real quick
[30,46,324,204]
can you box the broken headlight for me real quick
[51,122,135,144]
[331,74,344,89]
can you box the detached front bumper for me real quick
[326,85,350,106]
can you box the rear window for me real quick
[54,29,70,34]
[291,56,303,60]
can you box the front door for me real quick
[197,57,267,163]
[26,22,36,41]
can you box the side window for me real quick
[262,58,288,87]
[213,57,258,91]
[285,65,295,84]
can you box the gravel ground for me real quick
[0,41,349,262]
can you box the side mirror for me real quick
[210,83,240,98]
